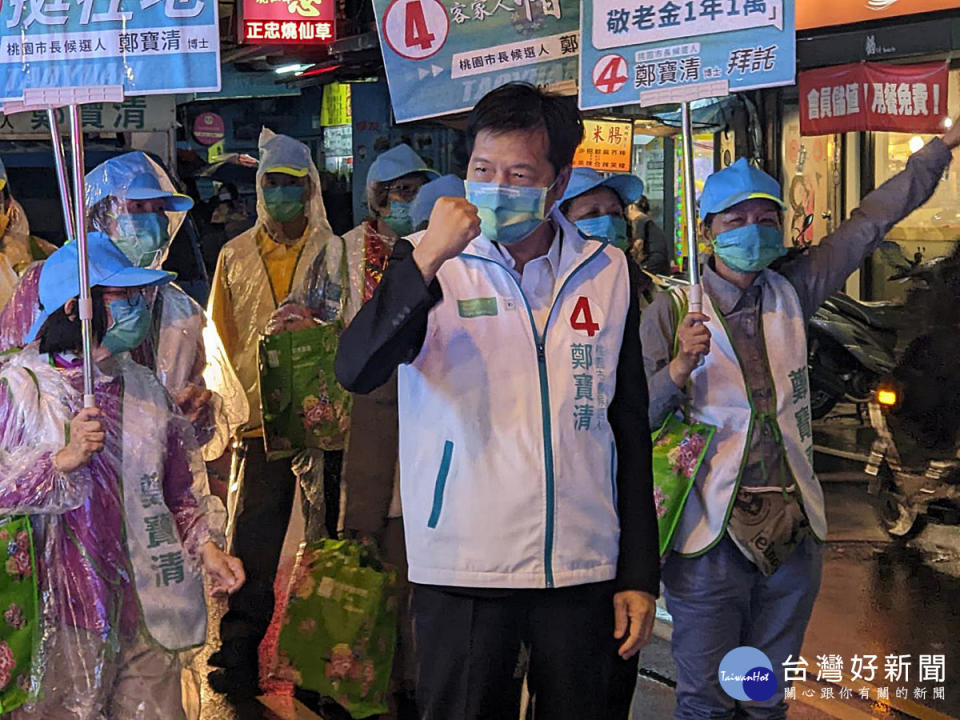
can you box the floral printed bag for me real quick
[276,539,398,718]
[652,414,715,556]
[0,515,38,713]
[259,324,354,460]
[259,241,353,461]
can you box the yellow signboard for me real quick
[573,120,632,173]
[320,82,352,127]
[207,140,225,163]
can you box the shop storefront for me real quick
[780,3,960,302]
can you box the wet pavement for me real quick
[194,429,960,719]
[633,479,960,719]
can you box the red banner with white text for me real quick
[799,62,949,136]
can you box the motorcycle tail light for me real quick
[876,386,901,411]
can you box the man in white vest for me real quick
[336,82,660,719]
[641,122,960,719]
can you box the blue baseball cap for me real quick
[86,151,193,212]
[561,167,644,208]
[699,158,786,220]
[27,232,174,343]
[411,174,465,228]
[367,144,439,186]
[260,133,312,178]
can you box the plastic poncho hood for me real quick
[85,151,192,269]
[256,128,334,241]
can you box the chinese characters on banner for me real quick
[320,82,351,126]
[0,95,174,134]
[798,61,948,136]
[373,0,579,122]
[239,0,334,44]
[0,0,220,100]
[580,0,795,111]
[572,119,632,172]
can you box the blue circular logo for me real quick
[718,646,778,702]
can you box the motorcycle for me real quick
[864,247,960,538]
[866,359,960,538]
[807,293,899,419]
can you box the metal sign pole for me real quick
[680,101,702,314]
[67,104,94,407]
[47,108,76,243]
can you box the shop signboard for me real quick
[573,119,632,172]
[0,0,220,101]
[799,61,948,136]
[320,83,352,127]
[797,0,960,31]
[239,0,335,45]
[0,95,175,134]
[372,0,580,122]
[579,0,796,110]
[193,111,225,145]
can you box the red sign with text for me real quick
[240,0,335,45]
[799,62,948,136]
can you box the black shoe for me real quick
[207,640,259,669]
[207,649,228,668]
[207,667,261,700]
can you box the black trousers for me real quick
[410,581,639,720]
[219,439,296,659]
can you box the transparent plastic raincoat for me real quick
[0,345,226,720]
[0,152,247,461]
[0,155,57,311]
[208,129,340,432]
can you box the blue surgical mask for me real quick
[113,212,170,268]
[382,200,413,236]
[262,185,306,223]
[465,180,553,245]
[575,215,629,250]
[102,294,152,355]
[712,224,786,273]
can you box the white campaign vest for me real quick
[115,355,207,650]
[398,211,630,589]
[669,270,827,556]
[0,350,207,650]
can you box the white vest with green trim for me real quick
[398,211,629,589]
[668,269,827,556]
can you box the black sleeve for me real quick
[609,257,661,596]
[642,221,672,276]
[334,239,444,394]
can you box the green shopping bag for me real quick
[259,324,354,460]
[652,414,715,556]
[277,539,398,719]
[0,515,38,714]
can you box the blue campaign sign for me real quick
[373,0,580,123]
[0,0,220,101]
[579,0,794,110]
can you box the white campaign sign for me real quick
[592,0,783,51]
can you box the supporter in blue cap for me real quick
[411,174,465,231]
[86,151,194,269]
[560,167,642,252]
[362,143,439,239]
[640,121,960,719]
[0,151,246,471]
[0,232,242,719]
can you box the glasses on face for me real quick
[385,181,422,202]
